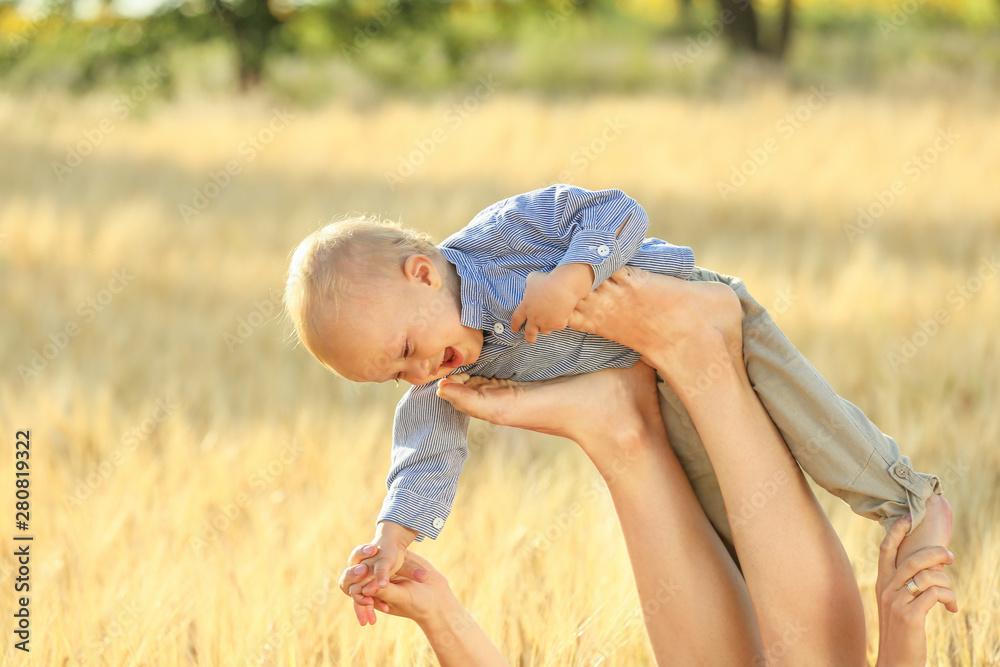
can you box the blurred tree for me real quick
[717,0,793,59]
[678,0,693,27]
[317,0,461,84]
[0,0,178,92]
[210,0,282,91]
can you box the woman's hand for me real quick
[875,515,958,667]
[340,545,511,666]
[339,544,453,626]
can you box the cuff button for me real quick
[493,322,504,334]
[432,517,445,529]
[597,244,610,257]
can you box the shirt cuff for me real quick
[559,229,622,289]
[378,488,452,542]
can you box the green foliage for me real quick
[0,0,997,98]
[1,5,171,94]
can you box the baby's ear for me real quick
[402,254,439,286]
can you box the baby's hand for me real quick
[340,543,381,625]
[340,547,445,623]
[512,263,593,343]
[341,538,406,626]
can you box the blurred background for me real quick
[1,0,999,664]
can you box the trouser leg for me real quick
[673,266,942,533]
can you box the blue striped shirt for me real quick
[377,184,695,540]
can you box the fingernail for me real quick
[413,568,428,582]
[352,565,365,575]
[362,545,375,555]
[902,513,911,522]
[378,579,388,587]
[947,550,954,560]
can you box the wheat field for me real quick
[0,76,998,666]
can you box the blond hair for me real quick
[283,215,441,373]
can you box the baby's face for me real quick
[324,256,484,385]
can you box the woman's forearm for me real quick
[417,597,509,667]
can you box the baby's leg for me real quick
[701,265,951,569]
[572,266,951,568]
[438,364,762,666]
[570,268,867,666]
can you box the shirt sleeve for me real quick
[493,184,650,289]
[377,381,470,541]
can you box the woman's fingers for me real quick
[338,564,376,605]
[400,549,436,574]
[395,554,430,582]
[354,598,377,626]
[911,585,960,615]
[347,543,378,565]
[441,373,471,386]
[878,514,911,582]
[897,571,958,615]
[341,545,380,619]
[909,570,954,600]
[341,549,431,596]
[353,599,367,625]
[436,379,492,420]
[339,563,367,593]
[890,546,954,593]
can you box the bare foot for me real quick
[894,494,953,571]
[568,267,741,364]
[436,363,662,466]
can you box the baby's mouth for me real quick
[442,346,464,368]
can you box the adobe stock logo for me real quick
[383,75,501,191]
[224,289,283,352]
[886,255,998,371]
[716,85,833,201]
[19,268,135,383]
[179,109,295,223]
[844,127,959,243]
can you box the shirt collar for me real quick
[440,246,521,348]
[440,246,486,331]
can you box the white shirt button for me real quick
[597,244,610,257]
[432,517,445,529]
[493,322,504,334]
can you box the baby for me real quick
[283,184,950,622]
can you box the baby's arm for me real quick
[511,262,593,343]
[346,381,472,625]
[502,185,649,342]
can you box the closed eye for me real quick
[393,340,411,384]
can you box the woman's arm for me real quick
[339,546,509,667]
[875,515,958,667]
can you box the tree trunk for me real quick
[678,0,694,28]
[238,58,261,92]
[773,0,794,59]
[236,37,266,92]
[716,0,795,60]
[717,0,761,53]
[212,0,280,92]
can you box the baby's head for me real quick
[284,216,483,385]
